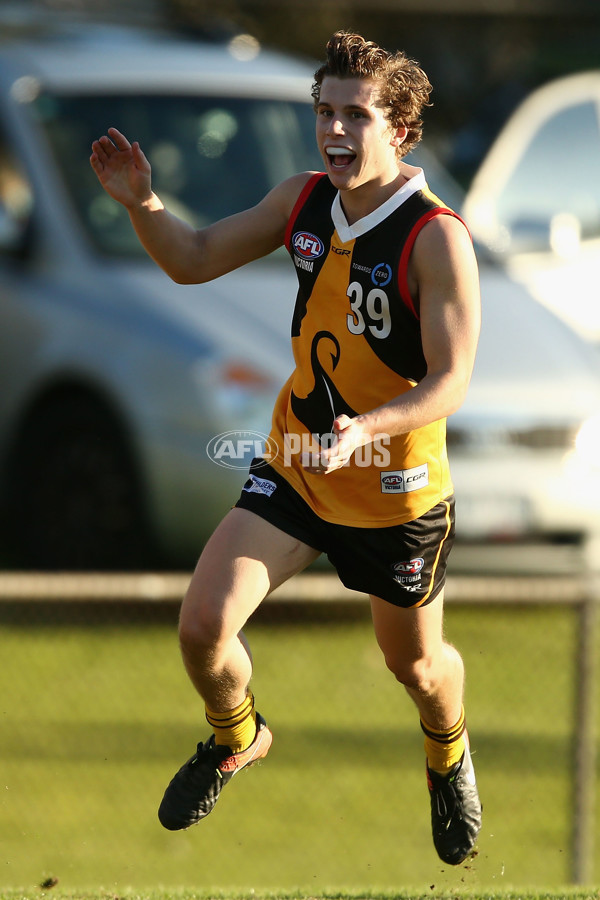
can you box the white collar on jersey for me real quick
[331,167,427,243]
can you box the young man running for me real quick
[90,31,482,865]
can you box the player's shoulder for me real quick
[409,206,478,288]
[414,206,472,255]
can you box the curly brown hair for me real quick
[312,31,432,157]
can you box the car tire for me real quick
[5,391,155,571]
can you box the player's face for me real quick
[315,76,407,193]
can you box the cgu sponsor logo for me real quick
[206,430,279,469]
[293,231,325,260]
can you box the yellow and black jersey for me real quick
[266,169,468,527]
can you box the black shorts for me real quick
[235,459,455,609]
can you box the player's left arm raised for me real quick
[309,214,481,474]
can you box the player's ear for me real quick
[391,125,408,147]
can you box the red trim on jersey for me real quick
[398,207,471,320]
[284,173,327,251]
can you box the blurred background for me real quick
[0,0,599,894]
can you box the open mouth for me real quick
[326,147,356,169]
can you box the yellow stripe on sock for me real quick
[206,692,257,752]
[421,706,466,774]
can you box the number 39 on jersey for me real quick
[346,281,392,339]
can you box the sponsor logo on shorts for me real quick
[380,463,429,493]
[242,474,277,497]
[392,557,424,591]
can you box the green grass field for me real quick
[0,891,599,900]
[0,602,597,897]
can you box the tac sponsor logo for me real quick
[380,463,429,494]
[293,231,325,260]
[206,430,279,469]
[371,262,392,287]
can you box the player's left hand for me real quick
[301,414,370,475]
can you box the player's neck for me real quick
[339,170,407,225]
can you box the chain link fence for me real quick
[0,569,597,894]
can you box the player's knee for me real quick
[178,600,226,657]
[385,652,438,694]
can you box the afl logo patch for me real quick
[391,557,425,591]
[293,231,325,260]
[393,558,424,576]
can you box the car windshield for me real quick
[32,92,323,257]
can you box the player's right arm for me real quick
[89,126,315,285]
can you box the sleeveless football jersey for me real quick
[266,168,467,527]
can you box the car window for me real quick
[496,100,600,246]
[31,93,323,257]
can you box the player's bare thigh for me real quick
[180,507,321,642]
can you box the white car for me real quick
[0,25,598,571]
[463,71,600,344]
[413,144,600,546]
[0,25,318,568]
[447,271,600,544]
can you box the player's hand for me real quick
[301,414,370,475]
[89,127,152,208]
